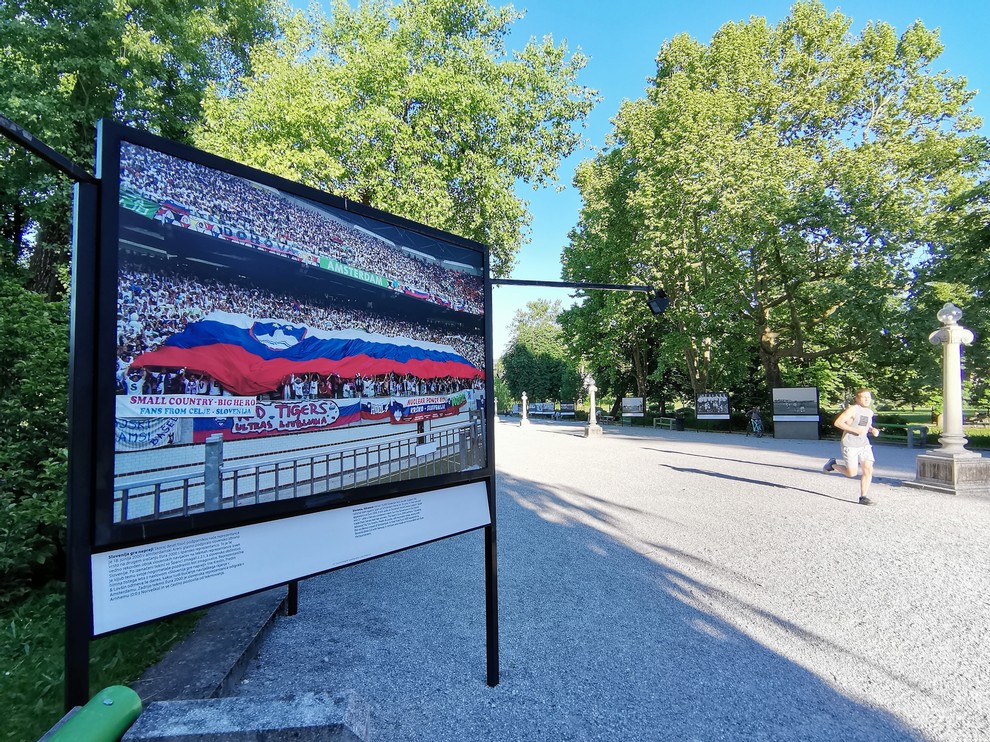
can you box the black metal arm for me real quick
[0,114,97,183]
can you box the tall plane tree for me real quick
[564,0,988,401]
[0,0,276,600]
[500,299,582,404]
[194,0,598,276]
[1,0,277,297]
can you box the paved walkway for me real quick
[231,420,990,741]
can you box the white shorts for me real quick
[840,443,875,471]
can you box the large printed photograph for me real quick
[696,392,730,420]
[771,387,819,420]
[107,134,488,534]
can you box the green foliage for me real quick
[563,0,989,407]
[559,147,679,403]
[194,0,598,275]
[0,268,69,607]
[1,0,278,296]
[912,184,990,409]
[1,585,200,742]
[492,366,512,412]
[500,299,582,402]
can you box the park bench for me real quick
[879,423,928,448]
[965,414,990,427]
[653,417,677,430]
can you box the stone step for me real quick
[122,692,369,741]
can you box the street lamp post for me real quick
[584,375,603,438]
[930,303,974,454]
[908,303,990,495]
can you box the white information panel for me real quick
[91,482,490,634]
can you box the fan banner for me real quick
[129,311,482,397]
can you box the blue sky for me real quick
[491,1,990,357]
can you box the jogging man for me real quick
[822,389,881,505]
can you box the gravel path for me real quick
[232,420,990,741]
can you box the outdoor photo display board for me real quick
[696,392,730,420]
[80,121,495,635]
[772,387,820,421]
[622,397,645,417]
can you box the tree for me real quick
[907,183,990,410]
[0,264,69,606]
[193,0,598,276]
[492,361,512,413]
[1,0,277,296]
[0,0,276,601]
[561,147,751,403]
[563,0,989,406]
[500,299,582,402]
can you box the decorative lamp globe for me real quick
[937,303,963,325]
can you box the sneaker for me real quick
[858,496,873,506]
[822,457,836,473]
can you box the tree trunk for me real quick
[759,347,784,396]
[684,336,710,395]
[28,219,71,300]
[631,347,648,400]
[610,378,628,417]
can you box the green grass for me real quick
[1,583,200,742]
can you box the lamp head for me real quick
[937,302,963,325]
[647,289,669,316]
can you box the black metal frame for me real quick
[94,121,496,549]
[60,119,504,705]
[491,278,652,293]
[0,114,97,183]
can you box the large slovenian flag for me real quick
[130,312,482,396]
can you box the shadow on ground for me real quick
[233,468,928,741]
[642,446,907,488]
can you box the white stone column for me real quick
[519,391,530,426]
[907,302,990,496]
[584,376,603,437]
[929,303,975,455]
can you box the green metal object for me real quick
[42,686,143,742]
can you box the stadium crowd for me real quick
[117,263,484,401]
[120,143,484,315]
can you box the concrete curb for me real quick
[122,692,370,741]
[131,586,288,703]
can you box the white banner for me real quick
[114,417,179,451]
[116,394,257,418]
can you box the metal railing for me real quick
[114,419,484,522]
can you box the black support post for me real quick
[484,478,499,687]
[65,181,100,709]
[287,580,299,616]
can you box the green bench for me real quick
[878,423,929,448]
[653,417,677,430]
